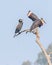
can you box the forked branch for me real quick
[13,27,40,39]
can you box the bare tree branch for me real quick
[13,26,52,65]
[36,36,52,65]
[13,27,40,39]
[13,29,30,38]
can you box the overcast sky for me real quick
[0,0,52,65]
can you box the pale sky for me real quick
[0,0,52,65]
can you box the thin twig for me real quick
[13,28,40,38]
[13,29,30,38]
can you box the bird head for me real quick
[40,18,46,24]
[19,19,23,23]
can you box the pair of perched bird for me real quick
[14,11,46,37]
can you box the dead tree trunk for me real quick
[35,35,52,65]
[13,28,52,65]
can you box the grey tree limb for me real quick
[35,35,52,65]
[14,27,52,65]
